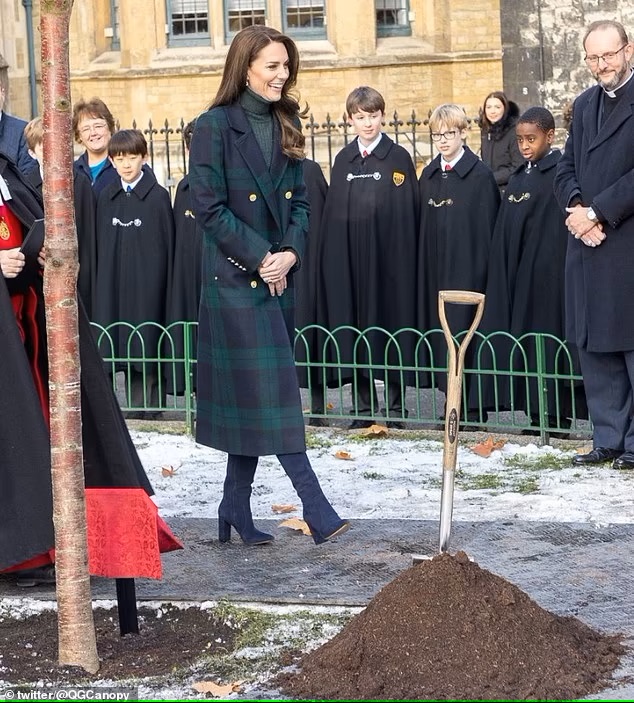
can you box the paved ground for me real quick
[2,518,632,698]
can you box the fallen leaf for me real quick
[279,516,312,536]
[192,680,243,696]
[327,402,334,410]
[334,450,353,460]
[576,445,593,454]
[271,503,297,514]
[161,465,178,477]
[471,436,506,458]
[361,423,389,438]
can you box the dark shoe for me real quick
[16,565,56,588]
[308,417,330,427]
[218,514,274,545]
[613,451,634,471]
[312,520,350,545]
[348,419,374,430]
[386,420,405,429]
[123,410,144,420]
[572,447,622,465]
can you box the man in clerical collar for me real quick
[553,20,634,470]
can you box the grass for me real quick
[514,477,540,494]
[458,472,505,490]
[502,452,574,471]
[362,471,386,480]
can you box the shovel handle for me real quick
[437,290,485,553]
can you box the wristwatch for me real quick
[587,207,599,224]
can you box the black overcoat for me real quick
[94,169,175,373]
[477,151,586,419]
[418,147,499,393]
[480,102,523,190]
[188,103,309,456]
[0,156,165,571]
[317,135,419,386]
[554,78,634,353]
[27,167,97,318]
[166,175,203,394]
[295,158,328,389]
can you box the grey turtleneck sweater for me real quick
[239,87,275,168]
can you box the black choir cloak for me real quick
[0,155,181,573]
[94,169,175,375]
[166,174,202,394]
[317,135,419,386]
[417,147,499,397]
[27,167,97,318]
[474,150,587,421]
[295,158,328,390]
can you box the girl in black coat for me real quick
[479,91,524,191]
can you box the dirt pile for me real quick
[279,551,625,701]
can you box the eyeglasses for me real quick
[430,131,457,142]
[584,45,627,67]
[78,121,109,136]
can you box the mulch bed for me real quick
[0,604,238,684]
[278,551,626,701]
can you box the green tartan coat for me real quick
[189,103,309,456]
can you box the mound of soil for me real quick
[0,604,238,684]
[279,552,626,701]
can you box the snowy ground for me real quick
[4,426,634,700]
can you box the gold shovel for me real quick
[437,290,485,553]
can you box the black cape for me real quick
[317,135,419,385]
[474,150,587,420]
[166,174,202,394]
[0,156,160,571]
[418,147,499,394]
[27,167,97,318]
[295,158,328,389]
[94,169,175,373]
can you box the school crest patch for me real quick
[392,171,405,186]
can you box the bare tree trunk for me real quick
[40,0,99,674]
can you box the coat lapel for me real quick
[225,104,282,233]
[587,78,634,152]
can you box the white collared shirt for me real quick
[441,147,465,172]
[358,133,383,157]
[121,171,144,192]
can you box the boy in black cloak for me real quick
[476,107,587,435]
[294,158,329,426]
[94,129,175,418]
[167,119,202,396]
[418,104,499,427]
[318,86,419,429]
[24,117,98,319]
[0,152,181,587]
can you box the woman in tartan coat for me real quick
[189,25,348,546]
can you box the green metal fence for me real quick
[92,321,589,444]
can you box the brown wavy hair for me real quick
[210,25,306,160]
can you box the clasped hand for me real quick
[0,246,46,278]
[258,250,297,297]
[565,205,605,248]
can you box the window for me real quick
[168,0,210,46]
[375,0,411,37]
[282,0,326,39]
[109,0,120,50]
[225,0,266,39]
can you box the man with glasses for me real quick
[554,20,634,469]
[0,82,36,175]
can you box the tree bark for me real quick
[40,0,99,674]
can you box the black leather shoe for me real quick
[16,565,56,588]
[613,451,634,471]
[348,419,374,430]
[308,417,330,427]
[572,447,622,465]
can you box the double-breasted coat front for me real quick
[189,103,309,456]
[554,77,634,353]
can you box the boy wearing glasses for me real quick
[418,104,499,427]
[72,97,119,196]
[318,86,419,429]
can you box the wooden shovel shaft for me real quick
[438,290,485,553]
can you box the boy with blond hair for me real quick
[24,116,98,317]
[418,104,499,426]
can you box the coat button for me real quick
[284,191,292,199]
[249,193,257,202]
[250,280,257,288]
